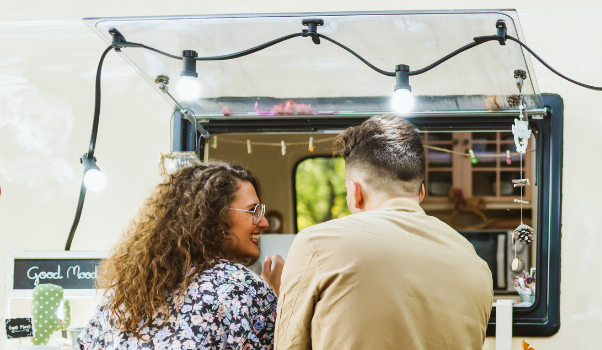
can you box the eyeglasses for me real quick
[230,203,266,225]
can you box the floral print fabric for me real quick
[77,261,278,350]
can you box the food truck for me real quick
[1,4,600,350]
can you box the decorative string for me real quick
[215,137,535,158]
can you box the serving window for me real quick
[198,103,561,337]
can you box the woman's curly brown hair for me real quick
[95,162,260,338]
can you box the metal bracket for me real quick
[514,69,527,93]
[155,75,170,92]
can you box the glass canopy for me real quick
[84,10,543,118]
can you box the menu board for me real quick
[12,258,102,290]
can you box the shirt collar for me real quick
[378,197,425,214]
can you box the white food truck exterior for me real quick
[1,1,600,349]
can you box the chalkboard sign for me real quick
[13,259,102,290]
[5,317,34,339]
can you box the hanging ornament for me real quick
[247,139,252,154]
[211,135,218,149]
[469,149,478,164]
[308,137,315,152]
[507,94,521,108]
[506,150,512,165]
[512,105,532,154]
[281,141,287,156]
[511,257,521,271]
[514,223,534,245]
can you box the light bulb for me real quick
[392,88,415,113]
[177,76,201,100]
[83,168,106,191]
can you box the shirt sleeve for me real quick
[274,231,321,350]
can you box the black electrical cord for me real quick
[506,35,602,91]
[116,29,602,91]
[65,44,114,251]
[119,33,305,61]
[67,23,601,249]
[195,33,304,61]
[316,34,395,76]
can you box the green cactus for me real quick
[31,284,71,345]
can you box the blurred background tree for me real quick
[296,157,350,231]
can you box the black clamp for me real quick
[302,18,324,45]
[108,28,142,51]
[473,19,507,45]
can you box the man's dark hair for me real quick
[333,114,425,194]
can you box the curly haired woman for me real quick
[77,162,284,350]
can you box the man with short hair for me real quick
[274,115,493,350]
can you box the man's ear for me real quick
[351,180,364,209]
[419,183,426,203]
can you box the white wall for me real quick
[1,1,601,349]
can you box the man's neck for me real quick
[361,193,420,212]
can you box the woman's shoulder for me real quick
[196,260,265,287]
[192,260,276,307]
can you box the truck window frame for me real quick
[182,93,562,336]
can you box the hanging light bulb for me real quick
[81,156,106,191]
[392,64,415,113]
[177,76,201,100]
[177,50,200,100]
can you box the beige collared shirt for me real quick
[274,198,493,350]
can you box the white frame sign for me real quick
[3,251,108,350]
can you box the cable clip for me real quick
[473,19,507,45]
[302,18,324,45]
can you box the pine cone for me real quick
[507,94,521,108]
[515,224,534,245]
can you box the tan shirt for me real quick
[274,198,493,350]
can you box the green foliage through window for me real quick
[295,157,351,231]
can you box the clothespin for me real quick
[506,150,511,165]
[308,137,315,152]
[281,141,287,156]
[211,135,218,149]
[247,139,252,154]
[512,179,530,187]
[469,150,478,164]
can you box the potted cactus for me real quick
[26,283,71,349]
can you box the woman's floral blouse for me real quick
[77,261,278,350]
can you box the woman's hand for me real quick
[261,255,285,297]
